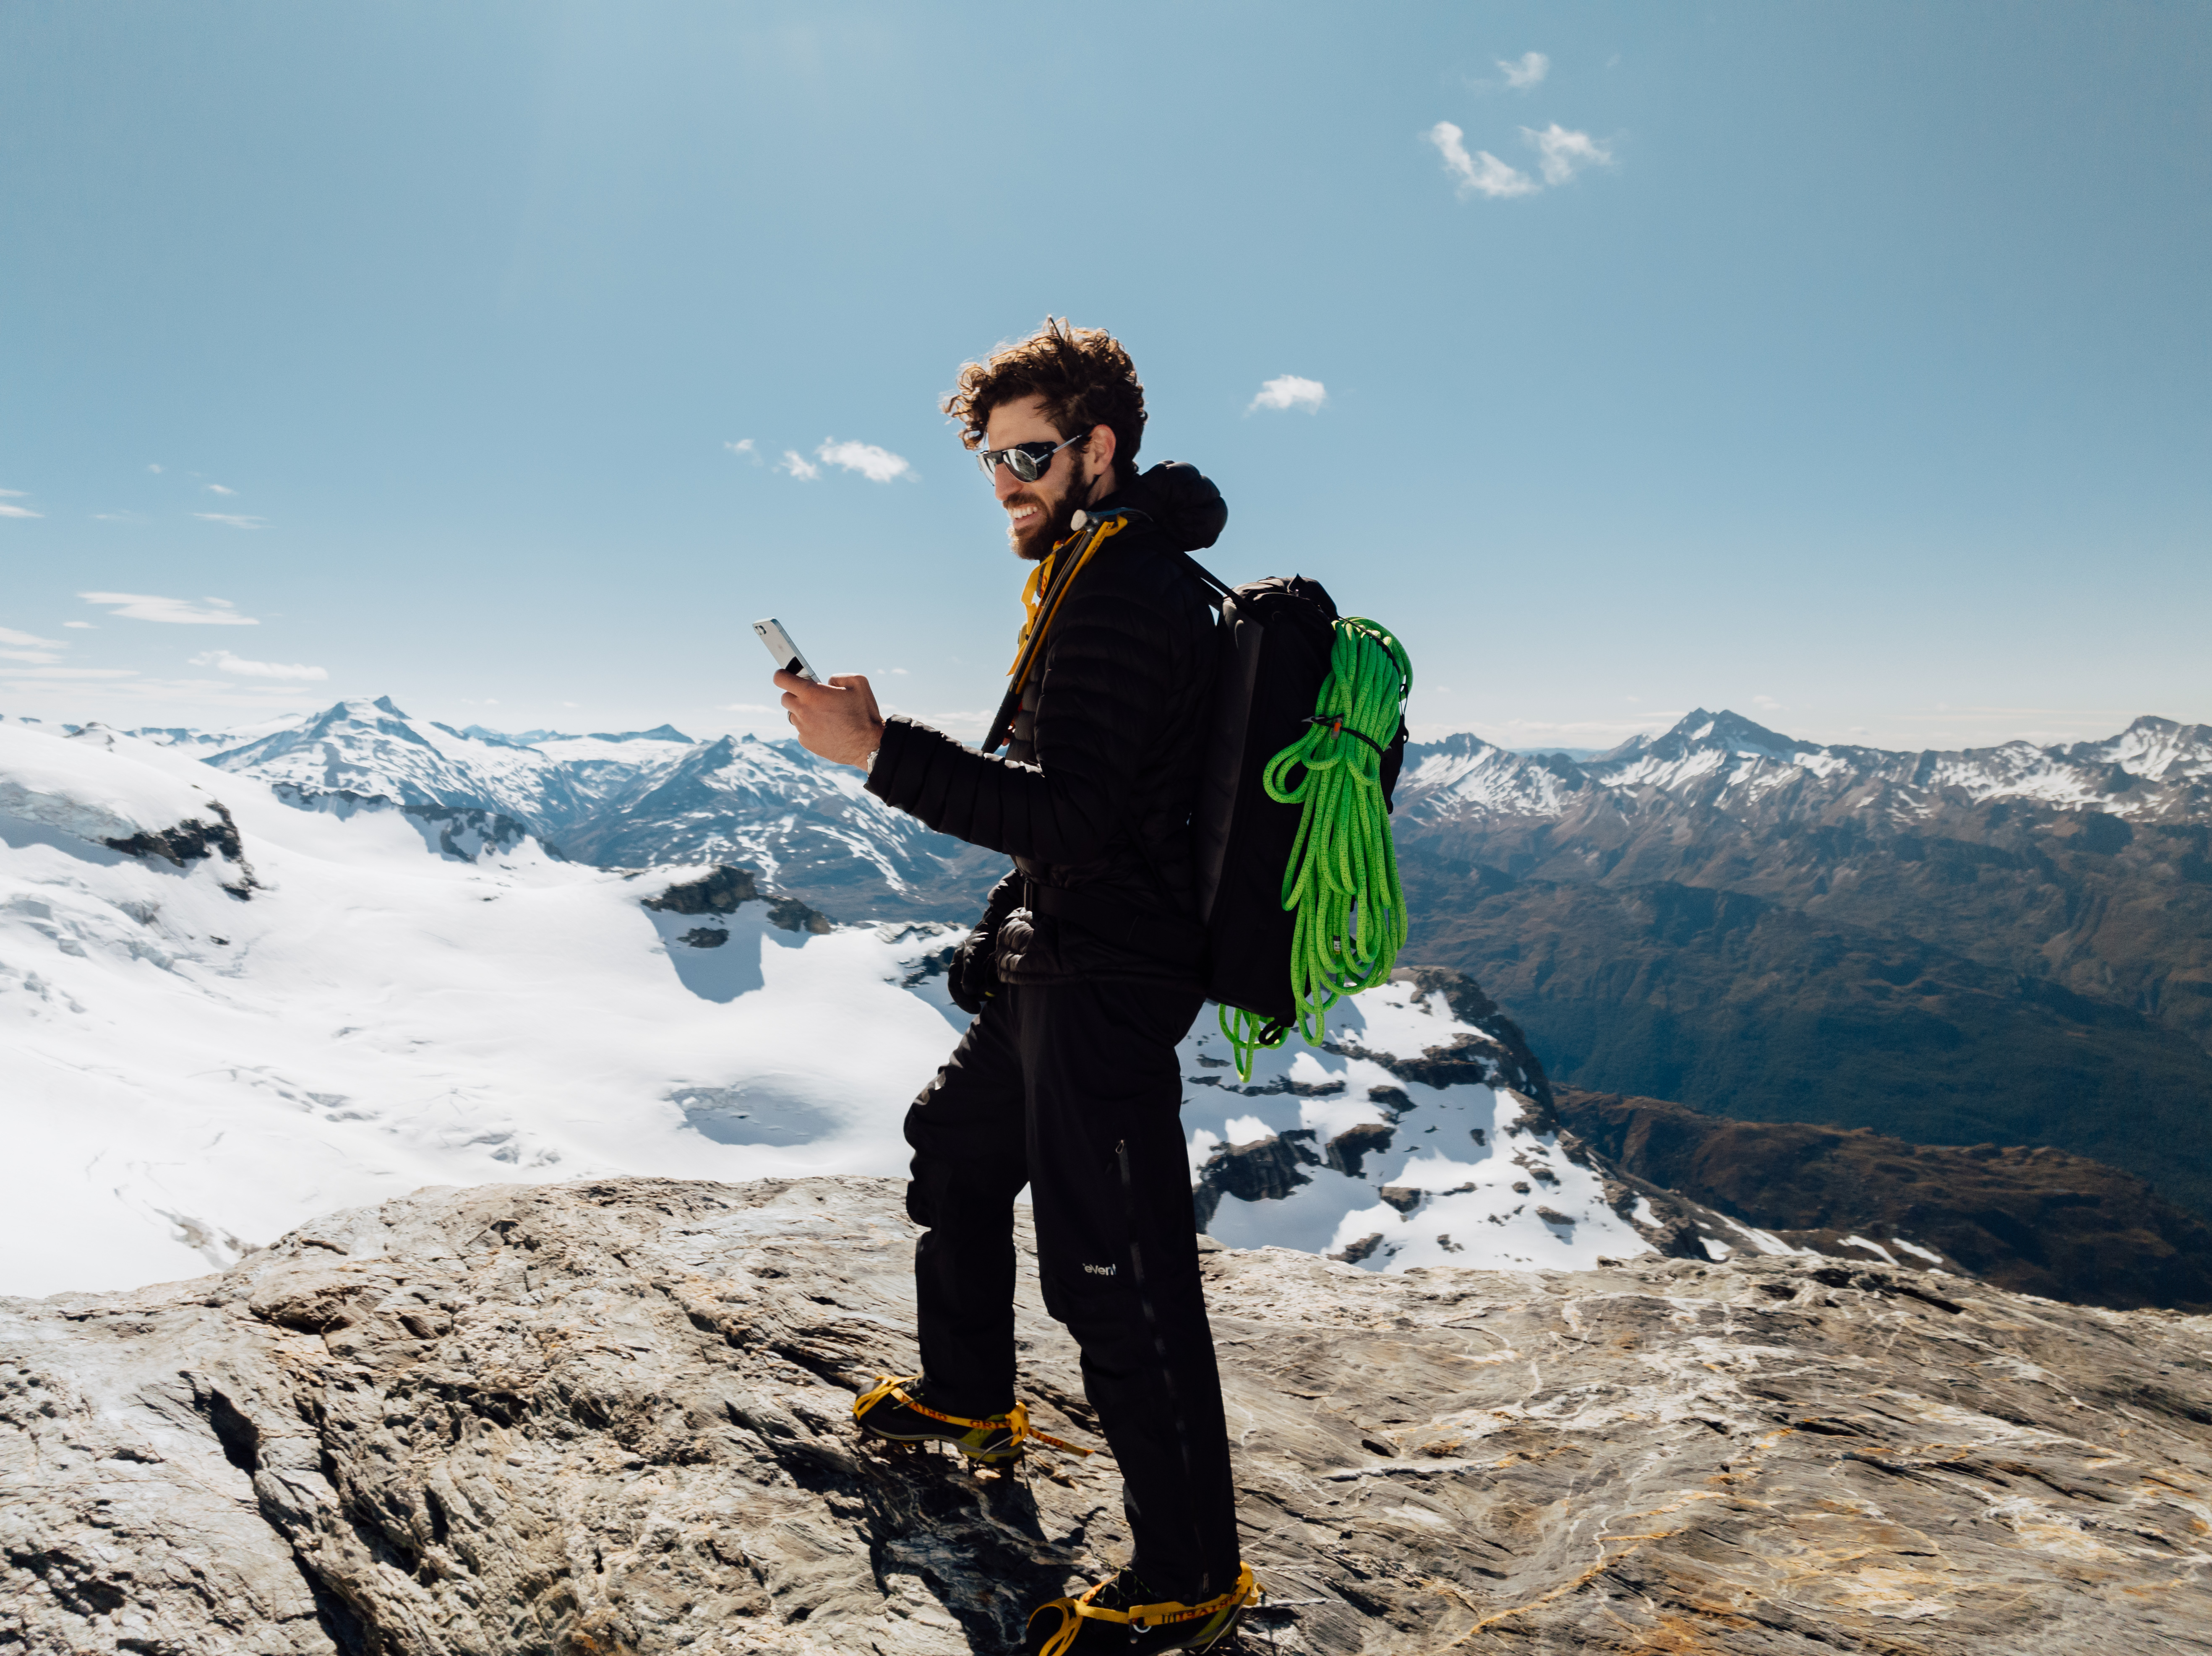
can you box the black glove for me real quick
[946,925,999,1015]
[946,872,1020,1015]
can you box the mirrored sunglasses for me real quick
[976,433,1080,483]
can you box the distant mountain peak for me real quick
[1654,708,1808,758]
[1419,732,1496,757]
[460,724,570,747]
[586,725,694,745]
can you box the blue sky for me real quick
[3,2,2206,752]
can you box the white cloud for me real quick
[1526,123,1614,185]
[81,592,260,625]
[777,450,822,482]
[206,483,237,496]
[725,439,760,463]
[912,708,994,740]
[0,488,25,496]
[816,439,913,483]
[0,625,64,664]
[0,501,42,519]
[192,512,269,529]
[147,463,163,474]
[1753,694,1784,712]
[189,650,327,682]
[720,703,775,713]
[1248,375,1329,414]
[63,621,94,629]
[1427,122,1538,198]
[1498,51,1549,89]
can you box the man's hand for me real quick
[777,669,885,769]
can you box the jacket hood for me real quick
[1100,461,1227,553]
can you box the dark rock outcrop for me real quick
[6,1177,2211,1653]
[639,863,762,913]
[1193,1131,1320,1229]
[639,864,834,933]
[100,801,258,897]
[99,801,245,869]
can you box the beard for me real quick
[1005,459,1092,562]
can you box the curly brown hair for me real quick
[943,317,1146,472]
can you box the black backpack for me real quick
[1184,565,1408,1048]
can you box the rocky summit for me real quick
[6,1177,2210,1654]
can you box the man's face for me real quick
[984,393,1088,562]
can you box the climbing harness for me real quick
[1218,617,1412,1078]
[852,1372,1095,1462]
[1027,1562,1261,1656]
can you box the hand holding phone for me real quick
[753,617,818,682]
[757,615,881,768]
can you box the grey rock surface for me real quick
[5,1175,2211,1654]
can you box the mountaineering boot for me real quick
[851,1374,1022,1464]
[1025,1563,1257,1654]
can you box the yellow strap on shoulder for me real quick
[1004,513,1129,692]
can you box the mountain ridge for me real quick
[97,696,2212,1216]
[1389,708,2212,1219]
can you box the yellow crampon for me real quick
[851,1373,1096,1459]
[1028,1562,1260,1656]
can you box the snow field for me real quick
[1,723,961,1297]
[1176,982,1651,1272]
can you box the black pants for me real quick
[903,979,1239,1602]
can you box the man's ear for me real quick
[1085,422,1116,472]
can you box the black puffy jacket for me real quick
[864,461,1225,985]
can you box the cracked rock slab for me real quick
[4,1176,2210,1653]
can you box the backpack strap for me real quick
[1182,552,1233,604]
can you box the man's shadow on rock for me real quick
[851,1440,1101,1651]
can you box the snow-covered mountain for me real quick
[1397,708,2212,827]
[1,717,1717,1299]
[1389,708,2212,1222]
[0,713,2079,1299]
[202,695,596,829]
[1,718,981,1295]
[144,696,999,921]
[553,732,1006,917]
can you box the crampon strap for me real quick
[852,1373,1095,1458]
[1029,1562,1260,1656]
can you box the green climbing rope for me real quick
[1221,618,1413,1079]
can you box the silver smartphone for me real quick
[752,617,818,683]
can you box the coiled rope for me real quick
[1221,617,1413,1078]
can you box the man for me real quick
[777,318,1249,1653]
